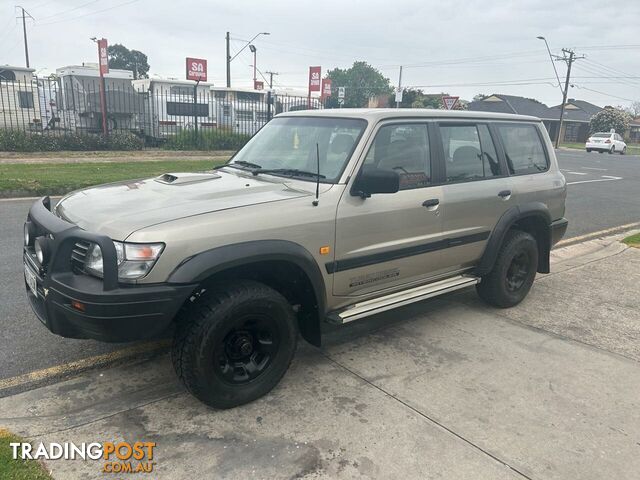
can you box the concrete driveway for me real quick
[1,236,639,479]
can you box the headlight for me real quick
[84,241,164,281]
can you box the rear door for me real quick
[332,121,447,297]
[494,122,565,217]
[436,121,514,271]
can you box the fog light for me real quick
[24,222,36,246]
[34,237,48,264]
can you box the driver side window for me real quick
[363,123,430,190]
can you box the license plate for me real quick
[24,263,37,297]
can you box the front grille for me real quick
[71,240,91,274]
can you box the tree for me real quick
[625,101,640,117]
[107,44,150,79]
[325,61,392,108]
[589,107,632,134]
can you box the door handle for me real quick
[422,198,440,208]
[498,190,512,198]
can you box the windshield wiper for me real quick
[227,160,263,170]
[252,168,326,179]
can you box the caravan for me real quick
[55,64,144,134]
[133,78,216,139]
[0,66,40,131]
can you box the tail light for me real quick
[605,139,611,143]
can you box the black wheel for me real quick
[586,149,592,153]
[476,230,538,308]
[620,146,626,155]
[609,146,615,154]
[171,280,298,409]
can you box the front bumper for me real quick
[24,197,195,342]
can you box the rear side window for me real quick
[439,124,501,182]
[363,123,430,190]
[496,124,548,175]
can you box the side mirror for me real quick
[351,168,400,198]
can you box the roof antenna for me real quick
[312,142,320,206]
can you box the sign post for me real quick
[96,38,109,136]
[442,95,460,110]
[308,66,321,109]
[186,58,207,143]
[321,78,332,105]
[338,86,345,108]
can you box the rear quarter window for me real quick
[496,123,549,175]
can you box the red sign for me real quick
[97,38,109,76]
[254,80,264,90]
[442,95,460,110]
[186,57,207,82]
[321,78,332,97]
[308,66,321,92]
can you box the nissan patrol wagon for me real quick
[23,109,567,408]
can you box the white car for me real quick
[585,132,627,154]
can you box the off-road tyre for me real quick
[476,230,538,308]
[171,280,298,409]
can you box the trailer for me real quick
[210,87,269,135]
[55,64,144,134]
[0,65,40,131]
[133,78,215,139]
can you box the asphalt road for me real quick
[0,148,638,387]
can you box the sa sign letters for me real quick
[186,58,207,82]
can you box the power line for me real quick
[36,0,100,21]
[35,0,142,26]
[571,85,637,103]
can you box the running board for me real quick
[327,275,480,324]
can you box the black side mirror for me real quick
[351,168,400,198]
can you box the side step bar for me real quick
[327,275,480,324]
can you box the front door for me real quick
[332,122,446,297]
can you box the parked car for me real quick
[23,109,568,408]
[585,132,627,154]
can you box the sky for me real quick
[1,0,639,108]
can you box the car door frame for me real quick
[330,118,450,298]
[428,119,514,272]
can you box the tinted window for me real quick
[18,91,34,109]
[496,124,548,175]
[440,124,501,182]
[363,123,430,190]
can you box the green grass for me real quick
[560,142,640,155]
[0,159,226,197]
[622,232,640,247]
[0,429,52,480]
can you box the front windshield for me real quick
[228,116,367,182]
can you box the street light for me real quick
[226,31,270,87]
[537,35,565,148]
[537,36,562,93]
[249,44,257,89]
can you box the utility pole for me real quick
[265,71,278,89]
[17,7,34,68]
[555,48,584,148]
[225,31,231,88]
[395,65,403,108]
